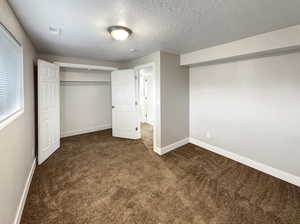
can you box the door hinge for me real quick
[136,127,138,131]
[135,101,138,106]
[135,76,138,80]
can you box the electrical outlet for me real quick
[205,131,211,139]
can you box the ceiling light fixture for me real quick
[107,25,132,41]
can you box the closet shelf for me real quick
[54,62,118,71]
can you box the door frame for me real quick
[134,62,156,150]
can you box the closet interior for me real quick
[57,62,117,138]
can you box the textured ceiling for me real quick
[8,0,300,62]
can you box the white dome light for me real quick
[111,29,129,40]
[108,26,132,41]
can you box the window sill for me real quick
[0,109,24,131]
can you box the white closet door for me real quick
[111,69,140,139]
[38,60,60,164]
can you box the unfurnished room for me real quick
[0,0,300,223]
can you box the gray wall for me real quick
[160,52,189,147]
[0,0,36,223]
[190,51,300,177]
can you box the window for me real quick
[0,23,23,130]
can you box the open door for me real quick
[38,60,60,164]
[111,69,141,139]
[140,75,154,125]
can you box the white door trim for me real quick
[134,62,157,150]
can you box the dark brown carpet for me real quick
[21,129,300,224]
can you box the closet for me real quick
[37,60,117,164]
[59,64,113,138]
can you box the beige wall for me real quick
[190,51,300,178]
[160,52,189,147]
[0,0,36,223]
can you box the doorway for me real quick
[135,64,155,150]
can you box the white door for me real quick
[38,60,60,164]
[145,76,154,125]
[139,76,147,122]
[139,75,154,124]
[111,69,141,139]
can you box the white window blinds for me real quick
[0,24,23,127]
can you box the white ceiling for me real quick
[139,66,153,76]
[9,0,300,62]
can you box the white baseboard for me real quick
[14,159,36,224]
[154,138,189,155]
[61,124,112,138]
[189,137,300,187]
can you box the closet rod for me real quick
[60,81,111,86]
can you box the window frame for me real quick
[0,23,24,131]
